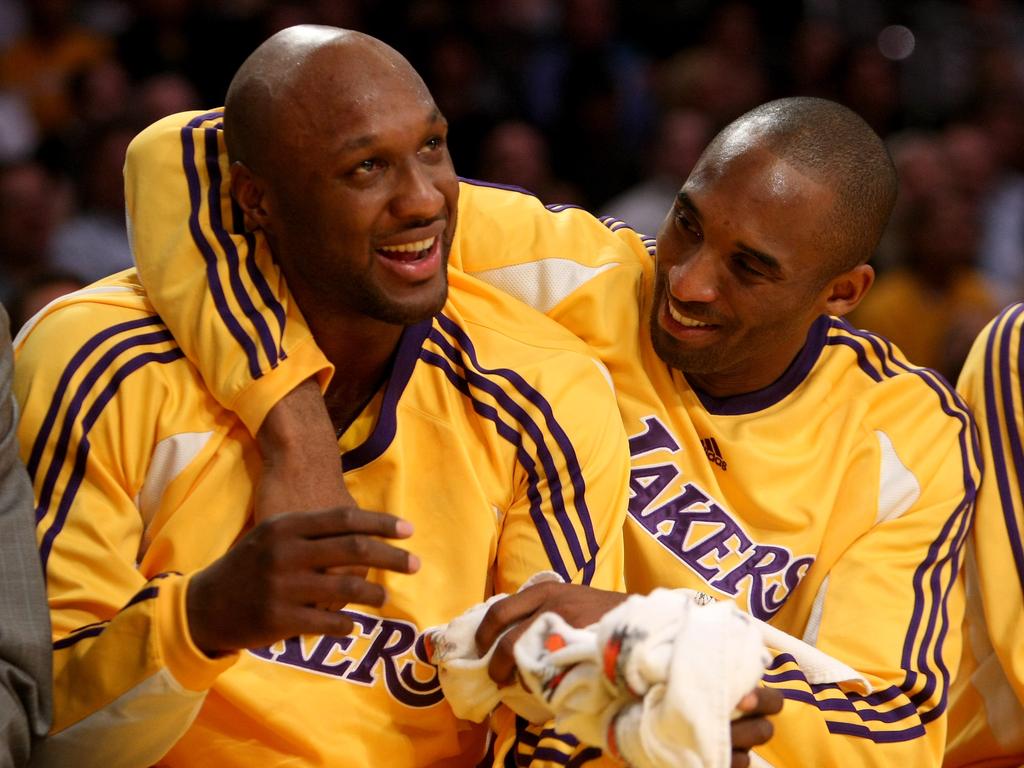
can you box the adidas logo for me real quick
[700,436,727,470]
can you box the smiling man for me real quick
[123,90,977,765]
[465,100,978,766]
[12,27,633,767]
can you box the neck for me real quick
[684,324,820,399]
[288,278,405,436]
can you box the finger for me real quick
[474,584,555,655]
[291,572,388,608]
[287,605,359,638]
[304,535,419,573]
[325,564,371,581]
[486,623,528,686]
[730,716,774,750]
[736,691,758,712]
[279,506,414,540]
[736,687,784,716]
[730,751,750,768]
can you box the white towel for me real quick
[427,577,870,768]
[425,571,562,723]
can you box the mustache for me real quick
[375,215,448,241]
[656,276,726,325]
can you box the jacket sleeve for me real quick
[946,303,1024,762]
[13,302,238,768]
[755,367,979,767]
[0,304,51,768]
[124,109,331,436]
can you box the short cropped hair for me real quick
[711,97,898,276]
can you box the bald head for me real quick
[702,97,897,276]
[224,26,425,175]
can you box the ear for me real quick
[822,263,874,317]
[229,162,273,233]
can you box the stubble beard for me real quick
[648,277,729,376]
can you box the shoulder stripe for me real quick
[597,215,657,256]
[198,119,284,367]
[34,326,178,525]
[181,111,285,379]
[199,119,287,366]
[420,346,572,582]
[33,325,184,572]
[825,336,883,383]
[434,314,600,582]
[26,316,164,478]
[983,302,1024,593]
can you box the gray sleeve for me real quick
[0,304,52,767]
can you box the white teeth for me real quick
[378,236,436,253]
[668,303,712,328]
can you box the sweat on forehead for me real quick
[223,25,418,168]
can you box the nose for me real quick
[390,160,446,222]
[666,247,718,304]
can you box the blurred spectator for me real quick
[943,121,999,207]
[602,108,712,237]
[786,18,846,100]
[0,0,26,48]
[0,89,37,161]
[6,269,83,332]
[839,42,902,135]
[0,0,1020,376]
[876,131,954,270]
[850,194,1001,381]
[68,55,129,129]
[0,160,61,302]
[0,0,110,137]
[116,0,261,105]
[422,33,507,175]
[133,71,199,125]
[50,121,134,282]
[657,2,768,127]
[523,0,652,207]
[477,120,579,204]
[978,95,1024,301]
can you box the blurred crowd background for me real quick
[2,0,1023,381]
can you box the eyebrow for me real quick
[677,190,783,275]
[334,107,446,155]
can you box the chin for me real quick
[650,326,726,375]
[375,283,449,325]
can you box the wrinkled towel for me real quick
[427,574,870,768]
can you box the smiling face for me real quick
[231,34,459,327]
[651,142,859,396]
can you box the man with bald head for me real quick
[125,81,980,766]
[13,26,634,766]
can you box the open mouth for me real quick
[373,234,444,283]
[666,301,717,329]
[376,236,437,262]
